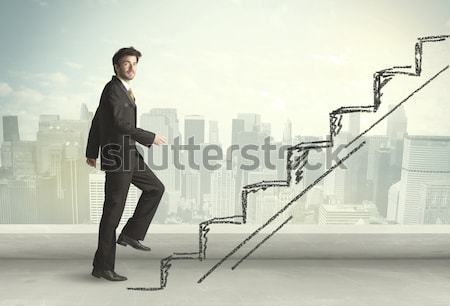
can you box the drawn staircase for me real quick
[128,35,449,291]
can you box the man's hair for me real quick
[112,47,142,74]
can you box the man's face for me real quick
[115,55,138,81]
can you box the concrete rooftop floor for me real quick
[1,225,450,305]
[2,259,450,306]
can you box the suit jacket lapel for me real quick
[111,76,136,108]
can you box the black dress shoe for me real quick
[91,269,127,281]
[117,233,151,251]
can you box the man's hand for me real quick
[86,158,97,168]
[153,134,167,145]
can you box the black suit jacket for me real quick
[85,75,155,172]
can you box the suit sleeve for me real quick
[86,107,101,159]
[108,86,156,147]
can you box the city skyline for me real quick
[2,100,450,226]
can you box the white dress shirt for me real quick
[117,75,132,92]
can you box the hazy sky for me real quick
[0,0,449,146]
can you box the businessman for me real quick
[85,47,166,281]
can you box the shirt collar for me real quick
[116,75,131,91]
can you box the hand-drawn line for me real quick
[127,34,449,291]
[198,63,448,283]
[127,254,198,291]
[231,215,293,270]
[345,64,449,149]
[197,140,367,284]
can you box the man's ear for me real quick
[113,64,119,74]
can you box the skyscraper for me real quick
[386,104,408,183]
[1,116,36,176]
[184,115,205,145]
[34,116,90,223]
[183,116,209,212]
[10,141,36,177]
[366,135,388,182]
[141,110,173,190]
[142,108,181,191]
[261,122,271,138]
[8,177,37,223]
[372,147,393,217]
[210,167,236,218]
[282,119,292,145]
[419,181,450,224]
[237,113,261,133]
[298,136,325,188]
[89,173,141,224]
[183,170,202,213]
[142,108,180,143]
[387,104,407,144]
[38,114,60,130]
[208,120,219,145]
[397,136,450,224]
[79,103,93,121]
[247,169,279,223]
[324,132,352,204]
[231,118,245,145]
[0,180,10,223]
[2,116,20,142]
[348,112,360,137]
[386,181,400,223]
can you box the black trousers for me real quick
[93,151,165,271]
